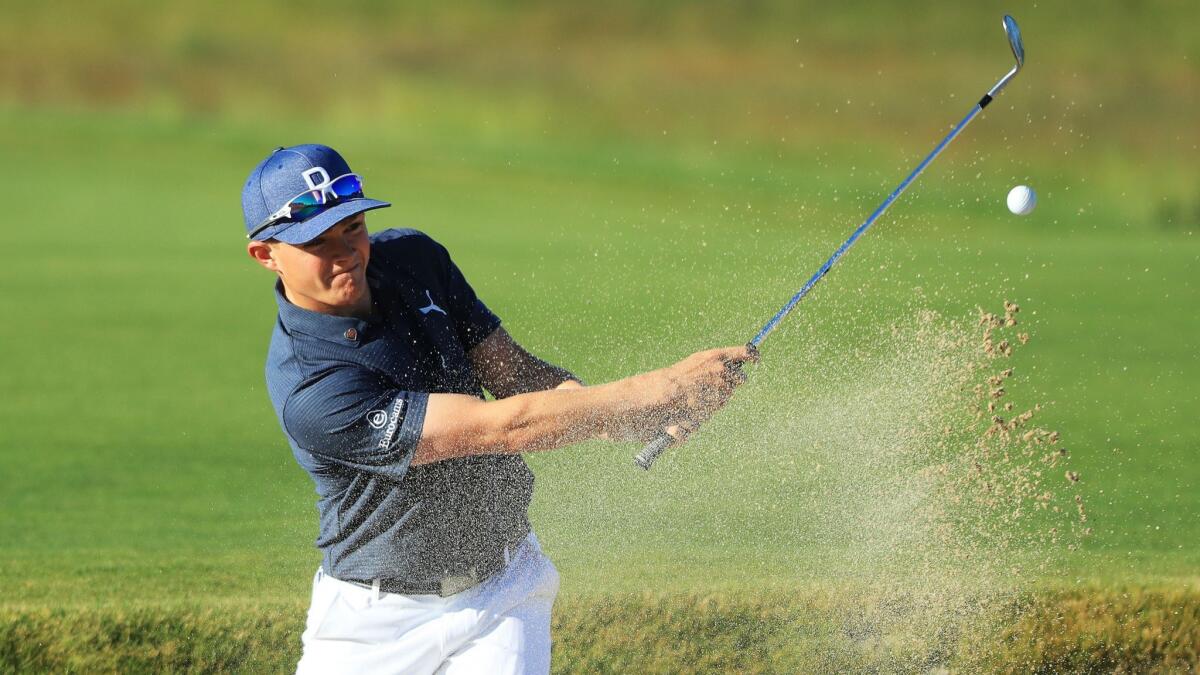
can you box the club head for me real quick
[1003,15,1024,69]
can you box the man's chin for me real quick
[329,277,367,306]
[331,288,362,306]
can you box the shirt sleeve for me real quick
[433,240,502,350]
[281,366,429,481]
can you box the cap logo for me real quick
[302,167,331,189]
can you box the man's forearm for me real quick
[420,343,755,465]
[415,373,660,465]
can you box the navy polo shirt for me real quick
[264,228,533,583]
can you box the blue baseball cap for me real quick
[242,144,390,243]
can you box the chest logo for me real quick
[419,290,448,316]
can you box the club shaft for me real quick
[636,14,1024,470]
[750,99,987,348]
[634,97,995,472]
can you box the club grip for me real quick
[632,345,757,471]
[634,432,676,470]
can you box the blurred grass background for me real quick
[0,0,1197,669]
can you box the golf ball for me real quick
[1006,185,1037,216]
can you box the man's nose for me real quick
[332,232,357,258]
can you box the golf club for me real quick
[635,15,1026,470]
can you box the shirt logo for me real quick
[377,397,407,449]
[419,290,447,316]
[366,409,389,429]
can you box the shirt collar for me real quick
[274,279,376,346]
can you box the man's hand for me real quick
[613,345,758,444]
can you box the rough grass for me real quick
[2,0,1196,202]
[991,587,1200,674]
[3,588,1196,673]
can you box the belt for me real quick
[336,544,515,598]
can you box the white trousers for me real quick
[296,533,559,675]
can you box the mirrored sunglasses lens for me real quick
[288,190,326,220]
[330,174,364,199]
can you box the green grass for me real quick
[4,588,1198,673]
[0,1,1197,668]
[0,105,1195,607]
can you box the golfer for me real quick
[242,144,754,674]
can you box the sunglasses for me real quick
[247,173,365,239]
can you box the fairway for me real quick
[2,105,1195,598]
[1,1,1198,671]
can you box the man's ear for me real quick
[247,240,280,273]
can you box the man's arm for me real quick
[468,327,582,399]
[415,378,646,466]
[414,346,755,466]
